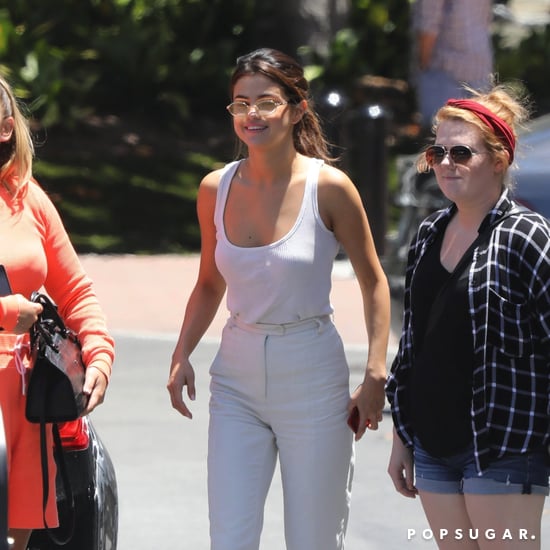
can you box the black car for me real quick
[27,416,118,550]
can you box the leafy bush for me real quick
[0,0,257,127]
[2,1,550,253]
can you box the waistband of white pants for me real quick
[228,314,332,336]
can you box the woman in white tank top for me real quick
[167,48,391,550]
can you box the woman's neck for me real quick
[244,149,303,187]
[453,190,502,230]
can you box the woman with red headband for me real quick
[386,82,550,549]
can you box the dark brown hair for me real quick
[229,48,334,163]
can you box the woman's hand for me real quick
[167,355,196,419]
[387,428,418,498]
[83,365,109,414]
[348,368,386,441]
[14,295,43,334]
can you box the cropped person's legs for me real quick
[415,439,549,550]
[208,407,277,550]
[266,322,353,550]
[208,324,278,550]
[278,415,353,550]
[466,494,545,550]
[420,491,546,550]
[419,492,480,550]
[462,448,548,550]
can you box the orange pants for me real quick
[0,343,58,529]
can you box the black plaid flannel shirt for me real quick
[386,191,550,473]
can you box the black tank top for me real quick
[409,231,474,457]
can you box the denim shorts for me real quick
[413,438,550,495]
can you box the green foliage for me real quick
[0,0,258,127]
[493,22,550,116]
[32,120,223,253]
[304,0,411,89]
[3,1,548,130]
[2,1,550,253]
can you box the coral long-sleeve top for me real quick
[0,176,114,374]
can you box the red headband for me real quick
[446,99,515,164]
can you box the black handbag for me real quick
[26,291,88,423]
[25,291,88,543]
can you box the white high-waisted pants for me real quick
[208,315,354,550]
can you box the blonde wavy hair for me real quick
[0,75,34,196]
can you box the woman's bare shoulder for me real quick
[198,166,232,204]
[317,163,356,197]
[200,167,225,188]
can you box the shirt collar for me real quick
[477,189,514,234]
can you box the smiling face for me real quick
[432,119,505,209]
[230,74,303,153]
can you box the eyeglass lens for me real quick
[426,145,474,166]
[227,99,282,116]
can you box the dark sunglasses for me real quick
[425,144,482,166]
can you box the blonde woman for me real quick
[0,76,114,550]
[387,83,550,549]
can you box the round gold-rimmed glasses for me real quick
[226,99,288,117]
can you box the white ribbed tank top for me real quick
[214,158,340,324]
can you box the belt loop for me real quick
[314,318,322,334]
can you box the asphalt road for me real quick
[90,333,550,550]
[90,334,429,550]
[81,253,550,549]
